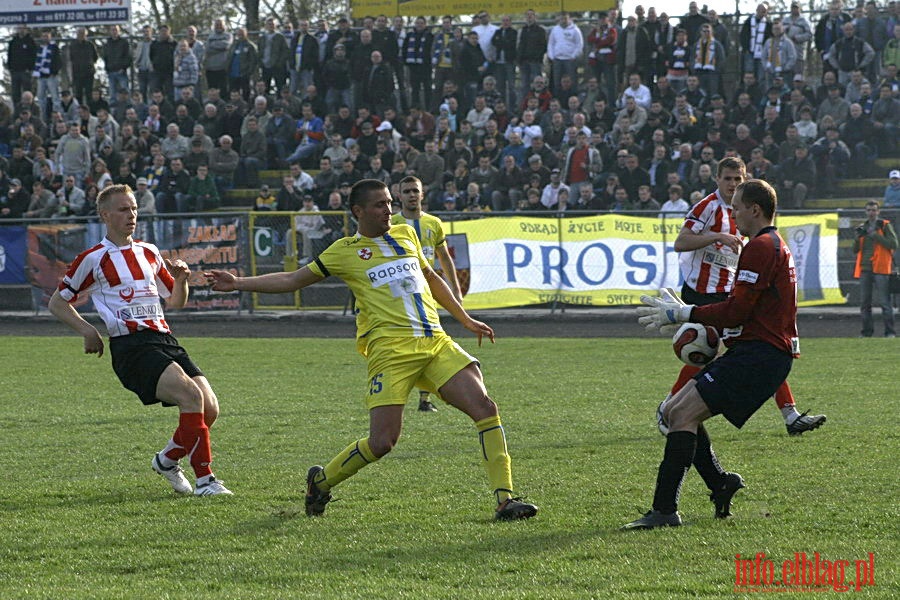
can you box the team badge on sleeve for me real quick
[358,248,373,260]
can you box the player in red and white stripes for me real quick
[663,157,825,437]
[49,184,231,496]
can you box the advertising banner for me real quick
[443,214,844,310]
[24,216,245,311]
[0,0,131,26]
[155,216,245,310]
[0,226,27,284]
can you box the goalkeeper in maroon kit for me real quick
[624,179,801,530]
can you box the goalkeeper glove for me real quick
[636,290,695,333]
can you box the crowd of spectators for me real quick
[1,1,899,223]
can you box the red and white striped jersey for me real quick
[678,190,741,295]
[58,238,176,337]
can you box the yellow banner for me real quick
[442,214,844,310]
[352,0,614,18]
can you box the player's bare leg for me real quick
[306,405,402,516]
[153,363,231,496]
[439,364,537,520]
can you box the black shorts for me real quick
[681,283,729,307]
[110,329,202,406]
[694,341,793,429]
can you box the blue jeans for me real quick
[519,61,543,103]
[551,59,577,96]
[493,62,516,108]
[325,88,353,115]
[859,271,895,336]
[138,70,151,102]
[108,71,129,105]
[285,142,320,165]
[36,76,61,120]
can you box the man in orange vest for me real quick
[853,200,898,337]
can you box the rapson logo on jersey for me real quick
[358,248,373,260]
[119,286,135,303]
[366,257,425,297]
[367,257,420,285]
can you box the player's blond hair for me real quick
[97,184,135,211]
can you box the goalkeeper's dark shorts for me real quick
[693,341,793,429]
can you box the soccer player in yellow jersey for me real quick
[392,175,462,413]
[206,180,537,521]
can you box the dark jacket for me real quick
[518,23,547,63]
[814,12,852,54]
[227,39,259,79]
[2,188,30,219]
[616,26,652,70]
[371,28,399,64]
[459,42,487,84]
[363,63,395,106]
[740,16,772,54]
[290,33,320,72]
[160,168,191,195]
[322,57,351,91]
[68,39,98,74]
[103,36,132,73]
[150,38,177,74]
[8,33,37,72]
[277,186,302,211]
[777,154,816,191]
[350,43,376,81]
[491,27,518,63]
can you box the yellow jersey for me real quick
[390,211,447,268]
[307,224,444,347]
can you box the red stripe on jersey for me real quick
[143,319,160,331]
[121,248,145,281]
[125,320,138,334]
[100,253,121,287]
[77,271,95,294]
[65,243,104,278]
[160,318,169,331]
[709,208,726,293]
[144,246,175,292]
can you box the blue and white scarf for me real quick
[33,44,54,78]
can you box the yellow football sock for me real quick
[475,416,513,503]
[319,437,379,491]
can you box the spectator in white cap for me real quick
[376,120,401,150]
[884,170,900,208]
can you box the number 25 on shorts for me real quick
[369,373,384,395]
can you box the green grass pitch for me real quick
[0,336,896,599]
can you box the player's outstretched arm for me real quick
[48,290,105,357]
[673,225,743,253]
[204,265,324,294]
[424,266,494,346]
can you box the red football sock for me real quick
[670,364,702,396]
[774,380,795,409]
[175,412,213,478]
